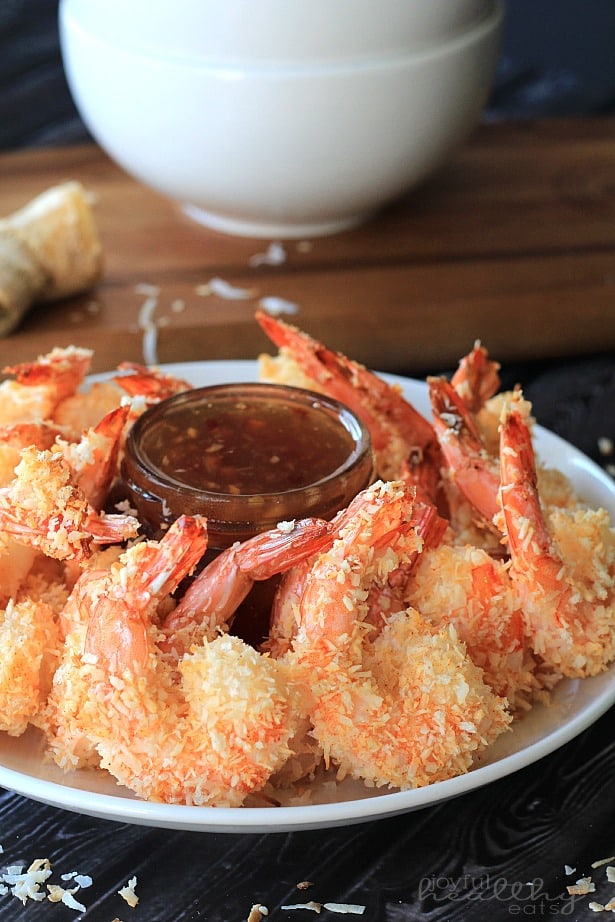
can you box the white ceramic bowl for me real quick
[60,0,494,64]
[59,0,502,238]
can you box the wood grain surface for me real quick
[1,118,614,376]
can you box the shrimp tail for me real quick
[256,309,442,502]
[162,517,333,648]
[84,514,208,672]
[451,340,501,413]
[498,409,551,557]
[428,375,501,526]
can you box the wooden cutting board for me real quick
[1,117,614,376]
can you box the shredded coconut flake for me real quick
[258,296,298,316]
[249,241,287,267]
[0,856,93,911]
[276,519,296,534]
[591,857,615,868]
[135,289,160,365]
[47,884,87,912]
[196,277,257,300]
[134,283,160,297]
[567,877,595,896]
[281,902,365,916]
[118,875,139,907]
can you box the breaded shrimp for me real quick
[0,596,61,735]
[54,404,130,509]
[0,447,139,561]
[44,515,306,805]
[265,491,446,658]
[499,409,615,678]
[0,346,92,425]
[0,421,63,486]
[405,543,550,712]
[286,481,510,790]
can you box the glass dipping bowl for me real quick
[121,382,374,548]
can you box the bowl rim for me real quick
[60,0,502,75]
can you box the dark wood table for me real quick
[1,118,615,921]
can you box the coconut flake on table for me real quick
[118,875,139,907]
[591,857,615,869]
[136,287,160,366]
[258,296,298,316]
[2,859,52,904]
[133,281,172,365]
[249,241,287,267]
[195,277,257,300]
[281,902,366,915]
[47,884,88,912]
[567,877,596,896]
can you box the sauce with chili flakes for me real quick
[121,382,373,647]
[121,382,373,550]
[145,395,356,495]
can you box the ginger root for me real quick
[0,181,104,337]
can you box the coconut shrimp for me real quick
[255,310,443,506]
[113,361,192,403]
[160,517,334,659]
[0,534,39,604]
[54,404,130,509]
[0,546,69,734]
[285,480,510,790]
[41,514,209,771]
[52,360,191,442]
[451,340,501,415]
[265,492,447,659]
[428,375,502,535]
[53,379,126,440]
[405,543,551,711]
[429,377,580,545]
[0,421,64,486]
[0,346,93,425]
[44,515,305,805]
[0,595,62,736]
[0,447,139,562]
[498,409,615,678]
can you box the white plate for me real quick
[1,360,614,834]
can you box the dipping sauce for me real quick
[146,393,356,495]
[122,382,374,548]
